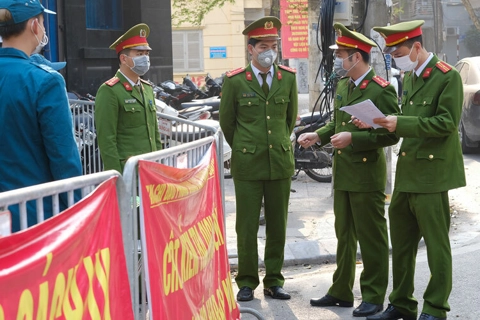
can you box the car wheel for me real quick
[460,122,478,154]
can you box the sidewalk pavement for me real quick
[225,172,338,268]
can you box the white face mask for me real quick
[333,54,358,77]
[31,19,48,54]
[125,54,150,76]
[393,46,418,72]
[253,48,277,68]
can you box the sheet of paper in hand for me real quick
[340,99,386,129]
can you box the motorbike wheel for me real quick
[303,143,333,183]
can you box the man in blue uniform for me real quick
[0,0,82,232]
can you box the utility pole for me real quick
[461,0,480,31]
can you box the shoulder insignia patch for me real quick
[278,65,297,73]
[140,78,152,86]
[226,67,246,78]
[436,61,452,74]
[372,75,389,88]
[422,68,433,78]
[105,77,120,87]
[359,80,370,89]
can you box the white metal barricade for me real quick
[69,99,103,175]
[122,135,219,320]
[0,170,122,232]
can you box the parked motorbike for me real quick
[183,74,209,99]
[68,92,101,174]
[158,80,196,108]
[204,73,223,97]
[292,111,333,182]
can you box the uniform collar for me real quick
[118,70,141,87]
[351,67,372,87]
[414,52,434,77]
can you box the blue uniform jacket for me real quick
[0,48,82,232]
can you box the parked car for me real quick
[455,56,480,153]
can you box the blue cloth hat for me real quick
[30,53,66,70]
[0,0,56,26]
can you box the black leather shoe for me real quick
[263,286,291,300]
[237,286,254,301]
[418,313,446,320]
[366,304,415,320]
[310,294,353,307]
[353,302,383,317]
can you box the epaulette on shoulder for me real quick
[278,65,297,73]
[436,61,452,74]
[372,75,390,88]
[226,67,246,78]
[140,78,152,86]
[105,77,120,87]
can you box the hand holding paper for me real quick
[340,99,386,129]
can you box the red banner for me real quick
[139,143,240,320]
[0,177,134,319]
[280,0,309,59]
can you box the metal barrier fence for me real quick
[68,99,231,177]
[122,134,220,319]
[0,170,122,232]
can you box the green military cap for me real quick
[242,16,281,39]
[373,20,424,53]
[330,22,377,53]
[110,23,152,54]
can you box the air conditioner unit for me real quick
[446,27,458,36]
[334,0,352,26]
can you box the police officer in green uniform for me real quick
[95,23,161,173]
[297,23,400,317]
[362,20,466,320]
[219,16,298,302]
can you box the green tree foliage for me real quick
[464,25,480,56]
[172,0,235,26]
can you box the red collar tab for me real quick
[105,77,120,87]
[436,61,452,74]
[359,80,369,89]
[277,71,282,80]
[422,68,433,78]
[246,71,253,81]
[226,67,246,78]
[372,76,389,88]
[278,65,297,73]
[123,82,133,91]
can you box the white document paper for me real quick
[339,99,386,129]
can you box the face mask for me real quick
[254,48,277,68]
[31,19,48,54]
[393,46,418,71]
[333,54,358,77]
[127,55,150,76]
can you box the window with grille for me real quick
[172,31,204,72]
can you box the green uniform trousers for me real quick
[328,189,389,304]
[388,190,451,319]
[233,178,291,289]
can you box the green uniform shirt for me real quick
[219,64,298,180]
[95,71,162,173]
[316,69,400,192]
[395,55,466,192]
